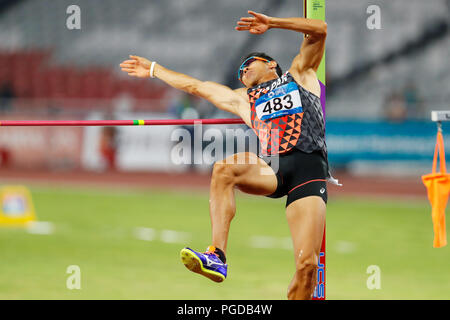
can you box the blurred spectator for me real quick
[384,82,425,123]
[196,99,216,119]
[169,92,201,171]
[0,82,14,167]
[0,82,15,113]
[384,91,407,123]
[0,147,11,168]
[169,92,200,120]
[99,126,118,171]
[402,81,425,119]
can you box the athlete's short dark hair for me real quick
[241,52,283,77]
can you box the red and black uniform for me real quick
[247,71,329,206]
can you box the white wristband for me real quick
[149,61,156,78]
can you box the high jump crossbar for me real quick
[0,118,245,127]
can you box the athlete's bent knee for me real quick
[211,161,235,185]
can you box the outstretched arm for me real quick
[236,11,327,74]
[119,56,251,126]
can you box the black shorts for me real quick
[262,148,328,207]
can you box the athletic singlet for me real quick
[248,71,327,158]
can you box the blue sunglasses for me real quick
[238,56,270,81]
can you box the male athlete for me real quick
[120,11,328,300]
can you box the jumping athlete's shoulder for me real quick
[233,87,248,98]
[291,69,321,98]
[233,88,250,107]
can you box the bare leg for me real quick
[209,152,278,254]
[285,196,326,300]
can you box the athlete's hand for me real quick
[235,11,271,34]
[119,55,152,78]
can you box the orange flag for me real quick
[422,130,448,248]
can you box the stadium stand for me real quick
[0,0,448,118]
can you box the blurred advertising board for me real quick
[0,115,83,169]
[326,120,449,171]
[2,115,444,174]
[81,112,183,172]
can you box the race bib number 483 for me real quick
[255,82,303,121]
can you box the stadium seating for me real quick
[0,0,447,118]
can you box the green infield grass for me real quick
[0,185,448,299]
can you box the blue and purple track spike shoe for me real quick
[180,246,227,283]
